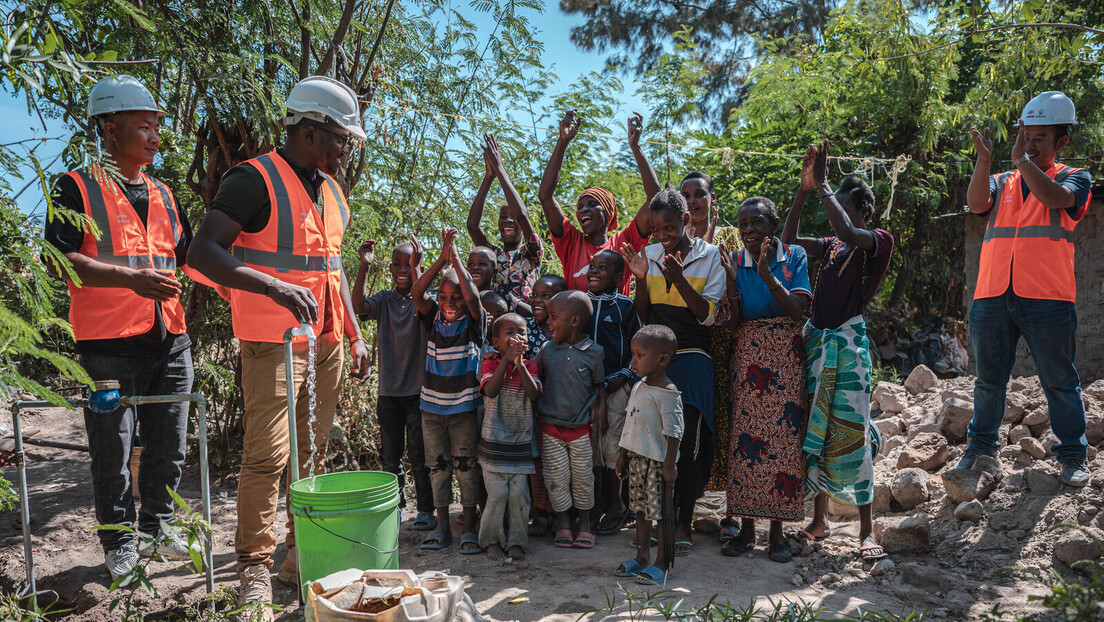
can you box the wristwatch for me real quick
[1011,153,1031,166]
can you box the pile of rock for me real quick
[826,365,1104,577]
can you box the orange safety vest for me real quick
[228,152,350,343]
[65,166,187,340]
[975,162,1089,303]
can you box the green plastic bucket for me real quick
[289,471,400,600]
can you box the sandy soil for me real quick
[0,403,1058,621]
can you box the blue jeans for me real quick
[968,292,1086,462]
[80,348,193,551]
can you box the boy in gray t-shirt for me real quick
[353,238,436,531]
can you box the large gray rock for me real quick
[874,416,906,439]
[904,364,938,394]
[988,510,1019,532]
[1008,424,1031,445]
[939,399,975,443]
[1024,467,1061,495]
[1054,528,1104,571]
[1020,437,1046,459]
[1084,379,1104,402]
[901,405,927,427]
[877,388,909,414]
[942,469,997,503]
[891,468,931,510]
[1004,393,1029,424]
[1086,411,1104,446]
[973,454,1006,483]
[953,500,985,523]
[940,388,973,404]
[1022,407,1050,427]
[897,432,951,471]
[874,516,931,553]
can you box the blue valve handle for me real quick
[87,388,121,414]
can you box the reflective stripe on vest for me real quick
[65,167,186,341]
[228,152,348,342]
[72,169,179,271]
[983,167,1076,242]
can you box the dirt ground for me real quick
[0,403,1063,621]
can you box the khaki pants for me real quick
[235,337,344,571]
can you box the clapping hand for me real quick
[756,238,775,281]
[504,335,526,366]
[358,239,376,266]
[408,234,424,270]
[971,126,993,162]
[660,251,684,283]
[718,241,738,283]
[620,242,648,280]
[1011,120,1027,163]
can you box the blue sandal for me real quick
[411,511,438,531]
[459,532,483,555]
[635,565,673,586]
[615,559,645,577]
[420,530,452,550]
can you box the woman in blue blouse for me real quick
[715,197,811,562]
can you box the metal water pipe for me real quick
[282,323,316,483]
[9,390,214,606]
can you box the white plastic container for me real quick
[306,569,465,622]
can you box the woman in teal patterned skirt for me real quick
[781,141,895,562]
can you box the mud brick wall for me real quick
[964,185,1104,383]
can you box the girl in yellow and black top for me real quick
[621,187,726,556]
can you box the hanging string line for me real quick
[364,99,913,215]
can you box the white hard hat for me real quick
[88,75,165,119]
[1019,91,1078,126]
[284,76,366,140]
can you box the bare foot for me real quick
[798,521,830,540]
[507,545,525,561]
[487,544,507,561]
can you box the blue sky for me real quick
[2,3,646,217]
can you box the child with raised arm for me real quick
[615,325,683,586]
[538,111,658,295]
[412,228,488,554]
[352,238,436,532]
[535,290,606,548]
[468,132,542,312]
[585,250,642,535]
[478,313,542,560]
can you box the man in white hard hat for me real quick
[43,75,200,580]
[960,91,1092,486]
[188,75,370,615]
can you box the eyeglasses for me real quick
[310,123,356,150]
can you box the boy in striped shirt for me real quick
[413,228,487,553]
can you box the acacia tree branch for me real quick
[317,0,359,76]
[871,22,1104,62]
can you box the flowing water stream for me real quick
[304,335,319,480]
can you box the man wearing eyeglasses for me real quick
[188,75,370,617]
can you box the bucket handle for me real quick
[302,508,400,556]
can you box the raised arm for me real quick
[621,242,651,321]
[412,232,447,317]
[1011,121,1076,210]
[781,143,827,261]
[537,111,581,239]
[467,167,495,249]
[629,112,660,238]
[813,141,876,252]
[447,232,483,319]
[967,126,995,215]
[485,132,536,242]
[351,239,375,317]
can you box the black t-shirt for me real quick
[210,148,324,233]
[44,174,194,357]
[210,149,336,332]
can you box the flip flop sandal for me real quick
[553,529,575,548]
[787,528,828,543]
[721,538,753,557]
[459,532,483,555]
[768,542,793,563]
[674,541,693,556]
[411,511,438,531]
[595,509,628,535]
[614,558,646,577]
[420,530,453,550]
[634,565,673,586]
[719,517,741,543]
[528,516,550,538]
[860,545,888,561]
[573,531,597,549]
